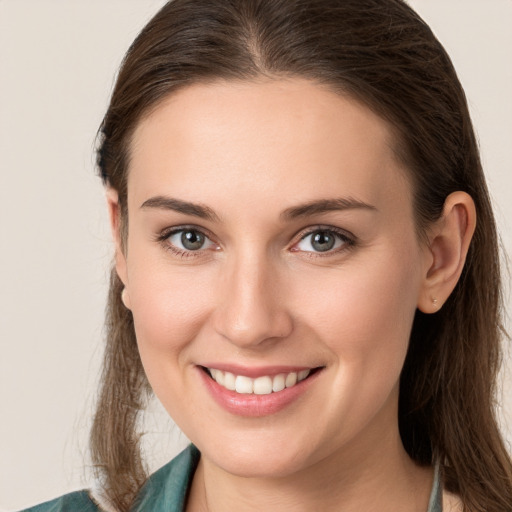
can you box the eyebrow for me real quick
[140,195,377,223]
[140,196,220,222]
[280,197,378,220]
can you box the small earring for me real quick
[432,297,438,309]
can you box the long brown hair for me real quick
[91,1,512,510]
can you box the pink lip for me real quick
[198,366,322,417]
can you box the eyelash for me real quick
[156,225,219,259]
[293,226,356,258]
[156,225,356,259]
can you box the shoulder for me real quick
[17,490,100,512]
[17,445,200,512]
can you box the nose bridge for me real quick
[213,245,292,347]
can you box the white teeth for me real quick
[298,369,310,381]
[215,369,225,386]
[207,368,312,395]
[235,375,253,394]
[253,376,273,395]
[224,372,236,391]
[272,374,286,392]
[285,372,297,388]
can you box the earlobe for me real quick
[417,191,476,313]
[106,187,129,289]
[121,286,131,310]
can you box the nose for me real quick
[212,251,293,348]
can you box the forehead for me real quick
[128,78,411,215]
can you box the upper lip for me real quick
[199,364,321,378]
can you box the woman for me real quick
[20,0,512,511]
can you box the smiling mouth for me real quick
[203,367,321,395]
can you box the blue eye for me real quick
[166,228,216,252]
[296,229,351,253]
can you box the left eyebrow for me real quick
[281,197,378,220]
[140,196,220,222]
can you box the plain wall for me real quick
[0,1,510,510]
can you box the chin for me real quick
[198,429,323,479]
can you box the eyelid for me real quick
[156,224,220,256]
[291,225,356,254]
[155,224,356,257]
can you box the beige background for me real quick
[0,1,510,510]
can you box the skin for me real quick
[108,79,474,511]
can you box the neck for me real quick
[187,419,433,512]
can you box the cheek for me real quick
[289,248,422,444]
[295,247,421,374]
[127,255,217,368]
[126,261,221,424]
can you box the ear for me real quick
[417,191,476,313]
[106,188,131,309]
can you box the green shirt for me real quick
[19,445,442,511]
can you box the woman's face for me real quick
[116,79,432,478]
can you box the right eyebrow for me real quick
[280,197,378,220]
[140,196,220,222]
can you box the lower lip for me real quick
[198,367,321,417]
